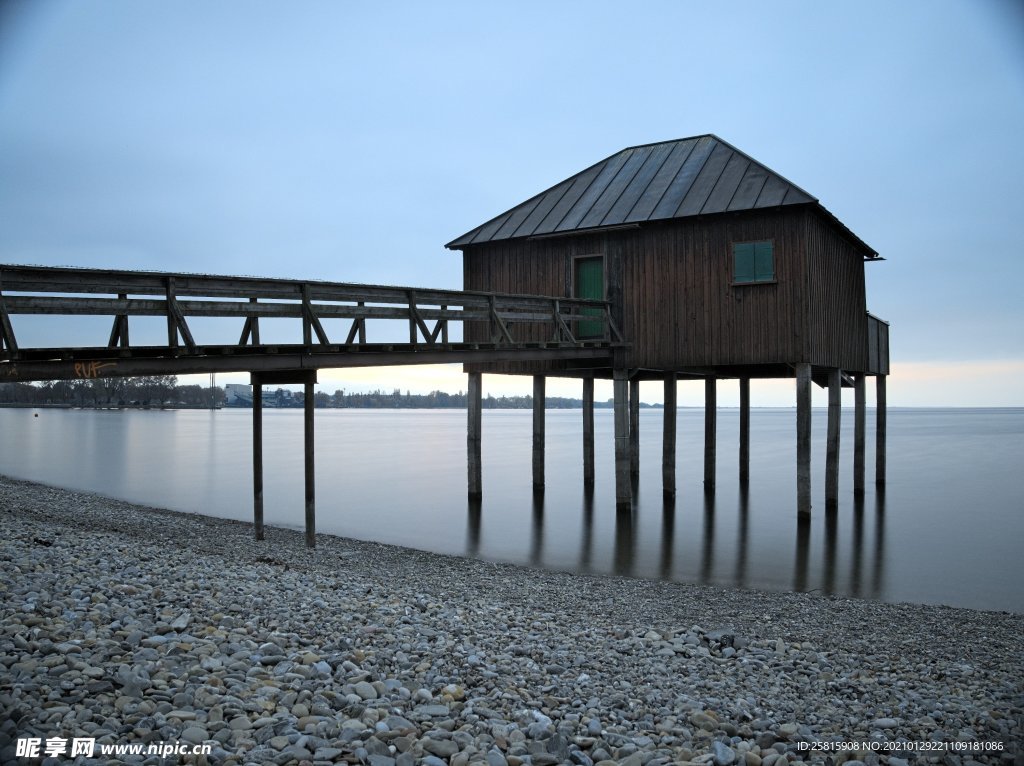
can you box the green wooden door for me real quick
[574,257,604,339]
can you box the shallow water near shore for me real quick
[1,406,1022,612]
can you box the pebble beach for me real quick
[1,475,1021,766]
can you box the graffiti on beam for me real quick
[74,361,117,379]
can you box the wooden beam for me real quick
[854,373,866,495]
[629,378,640,476]
[876,375,887,486]
[796,363,812,518]
[826,368,842,508]
[739,377,750,485]
[1,345,615,383]
[613,369,630,509]
[704,376,716,491]
[252,377,264,541]
[533,375,545,489]
[582,377,595,486]
[304,377,316,548]
[467,372,482,498]
[663,372,677,497]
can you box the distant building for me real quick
[224,383,253,406]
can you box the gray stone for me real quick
[180,727,208,745]
[487,748,509,766]
[422,738,460,758]
[354,680,379,700]
[712,740,736,766]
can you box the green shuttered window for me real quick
[734,240,774,283]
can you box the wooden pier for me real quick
[2,135,891,548]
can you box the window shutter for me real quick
[734,243,755,282]
[754,241,774,281]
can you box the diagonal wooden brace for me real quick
[553,300,576,343]
[302,285,330,346]
[165,278,197,353]
[107,294,130,349]
[239,298,261,345]
[0,272,17,357]
[488,295,514,345]
[407,290,435,345]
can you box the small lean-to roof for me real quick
[446,134,877,257]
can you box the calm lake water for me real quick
[1,406,1022,613]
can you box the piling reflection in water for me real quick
[5,408,1019,612]
[468,478,890,602]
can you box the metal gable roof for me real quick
[446,134,875,256]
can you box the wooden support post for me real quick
[629,378,640,476]
[796,363,812,518]
[468,372,482,498]
[252,378,264,541]
[854,373,866,495]
[704,376,716,491]
[826,368,841,507]
[304,378,316,548]
[582,377,595,486]
[663,372,676,497]
[876,375,887,486]
[533,375,545,489]
[739,377,750,485]
[613,369,631,509]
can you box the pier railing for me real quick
[0,265,623,381]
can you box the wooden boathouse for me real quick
[447,134,889,514]
[0,134,888,545]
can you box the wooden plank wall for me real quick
[459,207,871,375]
[620,212,807,369]
[804,211,870,372]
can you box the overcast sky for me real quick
[1,0,1022,405]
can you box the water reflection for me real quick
[734,483,749,588]
[6,408,1016,612]
[613,507,635,577]
[578,486,595,572]
[530,489,544,567]
[795,518,811,593]
[700,489,715,585]
[473,479,892,602]
[659,496,675,580]
[466,495,482,557]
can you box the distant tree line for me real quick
[1,381,662,409]
[311,388,622,409]
[0,377,223,408]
